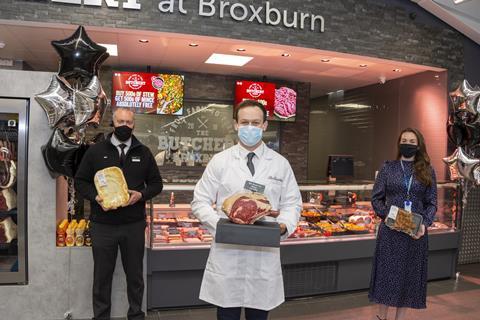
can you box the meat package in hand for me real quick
[222,192,279,224]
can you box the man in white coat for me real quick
[191,99,302,320]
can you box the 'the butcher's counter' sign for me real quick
[134,102,279,167]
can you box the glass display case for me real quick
[146,181,460,309]
[146,182,459,249]
[0,98,29,285]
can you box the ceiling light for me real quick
[281,53,290,57]
[189,43,199,47]
[321,59,330,62]
[139,39,149,43]
[359,64,368,68]
[393,68,402,72]
[434,75,440,78]
[99,43,118,56]
[453,0,471,4]
[237,48,246,52]
[205,53,253,66]
[0,42,5,49]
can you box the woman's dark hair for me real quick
[234,99,267,122]
[397,128,433,186]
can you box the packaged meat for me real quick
[385,206,423,236]
[222,192,276,224]
[94,166,129,210]
[0,158,16,189]
[0,216,17,243]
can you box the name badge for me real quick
[404,200,412,212]
[131,156,141,162]
[244,180,265,194]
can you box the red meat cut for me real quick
[222,192,278,224]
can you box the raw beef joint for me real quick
[222,192,278,224]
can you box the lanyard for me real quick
[400,160,413,199]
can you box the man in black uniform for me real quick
[75,108,163,320]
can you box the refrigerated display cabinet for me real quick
[146,182,460,309]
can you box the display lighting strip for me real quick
[335,103,371,109]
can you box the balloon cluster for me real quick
[35,26,110,178]
[443,80,480,184]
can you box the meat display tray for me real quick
[215,218,280,248]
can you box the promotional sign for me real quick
[234,80,297,122]
[112,71,185,115]
[234,80,275,116]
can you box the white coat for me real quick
[191,143,302,311]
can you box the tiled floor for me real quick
[146,263,480,320]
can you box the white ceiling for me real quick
[413,0,480,44]
[0,20,445,98]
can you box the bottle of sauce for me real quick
[169,192,175,208]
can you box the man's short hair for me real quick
[234,100,267,122]
[113,107,135,121]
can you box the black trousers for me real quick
[90,220,146,320]
[217,307,269,320]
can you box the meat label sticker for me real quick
[244,181,266,194]
[96,172,108,187]
[388,205,399,219]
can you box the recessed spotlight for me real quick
[359,64,368,68]
[237,48,246,52]
[393,68,402,72]
[281,53,290,57]
[189,43,199,47]
[434,75,440,78]
[139,39,149,43]
[0,42,5,49]
[321,59,330,62]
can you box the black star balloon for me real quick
[41,128,89,178]
[35,75,75,128]
[51,25,109,83]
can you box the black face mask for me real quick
[113,125,133,142]
[399,143,418,158]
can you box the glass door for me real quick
[0,98,28,284]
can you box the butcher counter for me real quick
[145,182,461,310]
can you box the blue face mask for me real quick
[238,125,263,147]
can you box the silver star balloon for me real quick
[443,149,459,180]
[72,76,102,127]
[473,165,480,185]
[451,80,480,115]
[35,75,75,128]
[462,80,480,114]
[61,76,109,127]
[86,84,109,128]
[457,147,480,181]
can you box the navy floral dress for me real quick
[368,160,437,309]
